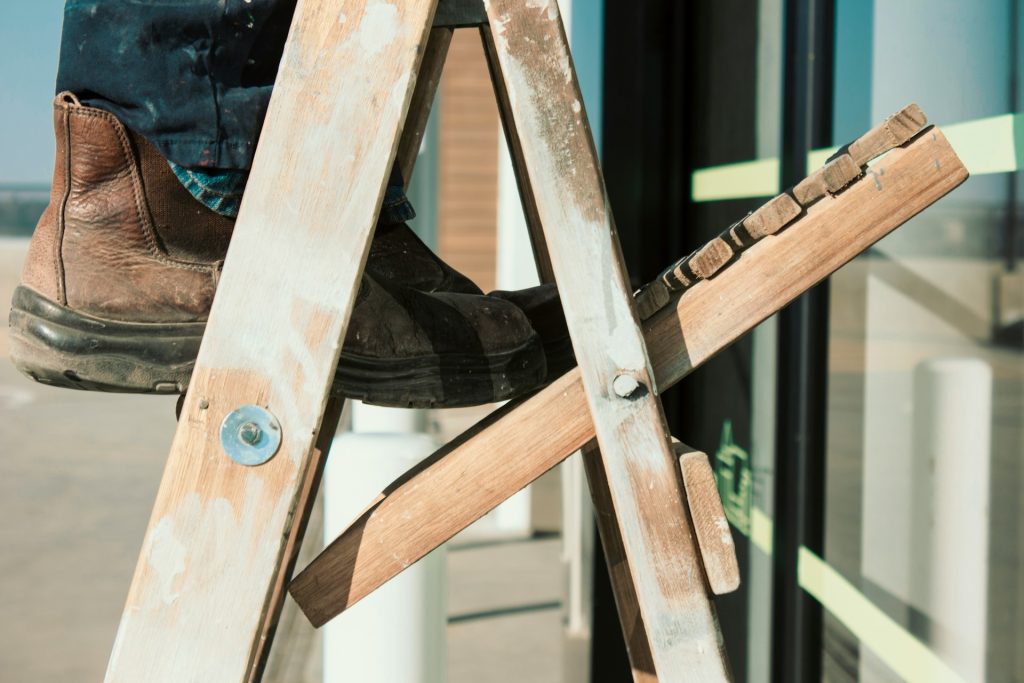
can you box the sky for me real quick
[1,4,65,184]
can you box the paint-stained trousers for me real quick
[56,0,411,220]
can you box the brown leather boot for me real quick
[8,93,546,408]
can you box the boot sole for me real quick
[8,286,547,409]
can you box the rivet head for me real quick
[239,422,262,445]
[220,405,282,466]
[613,374,642,399]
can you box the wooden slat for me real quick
[481,2,729,677]
[676,444,740,596]
[735,192,802,244]
[250,398,343,683]
[487,18,669,677]
[480,26,555,282]
[583,443,658,683]
[397,27,453,186]
[103,2,439,681]
[849,103,926,166]
[291,128,968,632]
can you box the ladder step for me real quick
[635,103,931,320]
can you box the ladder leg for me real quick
[480,1,731,679]
[249,397,343,682]
[479,25,554,282]
[484,23,669,679]
[397,26,453,184]
[583,443,659,682]
[103,1,440,680]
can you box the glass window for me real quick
[826,1,1024,681]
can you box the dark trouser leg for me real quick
[57,0,296,171]
[55,0,412,221]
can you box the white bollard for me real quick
[322,402,447,683]
[909,357,992,681]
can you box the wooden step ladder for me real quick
[101,1,968,681]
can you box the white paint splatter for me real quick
[338,12,347,24]
[357,2,400,57]
[572,99,582,114]
[608,318,646,372]
[525,0,560,21]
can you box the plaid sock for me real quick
[168,162,417,225]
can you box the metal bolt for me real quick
[613,374,641,398]
[239,422,262,446]
[198,399,210,410]
[220,405,281,466]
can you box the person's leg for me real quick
[57,0,423,222]
[7,0,569,406]
[57,0,293,171]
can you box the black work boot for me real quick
[491,284,576,381]
[8,93,547,408]
[369,223,482,295]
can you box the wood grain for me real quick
[480,26,555,282]
[481,2,730,677]
[291,128,967,648]
[583,443,658,683]
[849,103,926,166]
[676,445,740,596]
[397,27,453,186]
[103,1,438,681]
[735,192,802,243]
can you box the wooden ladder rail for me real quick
[102,1,446,680]
[482,0,730,677]
[479,9,722,679]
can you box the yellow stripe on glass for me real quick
[729,509,967,682]
[692,112,1022,202]
[798,548,967,683]
[691,158,780,202]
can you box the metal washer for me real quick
[220,404,282,466]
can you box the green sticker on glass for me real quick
[714,420,751,536]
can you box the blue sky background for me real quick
[1,4,65,184]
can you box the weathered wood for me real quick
[848,103,926,166]
[734,192,802,244]
[583,443,659,683]
[260,403,339,683]
[676,444,740,596]
[634,279,672,321]
[635,235,738,320]
[689,237,736,279]
[103,1,439,681]
[481,1,730,677]
[290,127,967,630]
[251,398,342,683]
[793,153,860,205]
[397,27,453,186]
[640,104,931,321]
[480,26,554,282]
[822,153,861,193]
